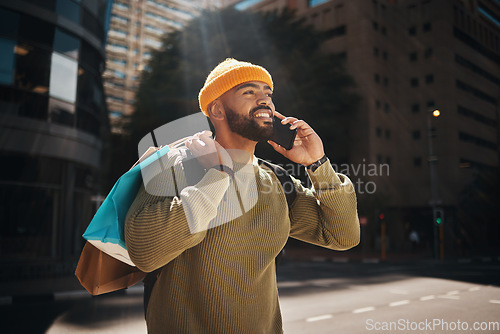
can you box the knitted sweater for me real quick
[125,150,360,333]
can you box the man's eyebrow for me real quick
[235,83,272,92]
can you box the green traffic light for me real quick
[436,218,442,224]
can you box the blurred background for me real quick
[0,0,499,332]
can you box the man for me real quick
[125,58,360,333]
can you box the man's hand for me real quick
[268,111,325,166]
[185,131,233,170]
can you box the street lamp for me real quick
[427,109,443,260]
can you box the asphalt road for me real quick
[2,259,499,334]
[279,263,500,333]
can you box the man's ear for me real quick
[207,100,225,121]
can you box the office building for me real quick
[237,0,500,253]
[0,0,112,288]
[104,0,210,132]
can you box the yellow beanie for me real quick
[198,58,274,116]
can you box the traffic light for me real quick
[432,109,440,117]
[434,208,444,225]
[378,213,385,223]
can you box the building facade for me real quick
[238,0,500,255]
[104,0,210,132]
[0,0,112,288]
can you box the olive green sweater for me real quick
[125,151,360,333]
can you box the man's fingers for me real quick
[289,120,307,130]
[268,140,286,154]
[273,111,285,120]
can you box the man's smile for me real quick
[252,108,273,121]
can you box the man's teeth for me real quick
[255,112,271,118]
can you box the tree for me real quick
[107,7,360,191]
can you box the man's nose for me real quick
[257,92,271,105]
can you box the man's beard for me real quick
[225,106,274,142]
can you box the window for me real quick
[77,107,100,137]
[375,100,381,109]
[110,110,123,118]
[409,52,417,61]
[54,28,80,59]
[112,69,126,79]
[49,52,78,103]
[110,58,127,66]
[412,130,421,140]
[309,0,330,7]
[382,51,388,60]
[374,73,380,83]
[0,38,16,85]
[409,26,416,35]
[19,14,54,48]
[49,97,74,126]
[381,26,387,35]
[456,80,497,105]
[377,155,383,164]
[426,100,435,108]
[413,157,422,167]
[383,77,388,86]
[324,25,346,39]
[14,43,51,93]
[374,47,379,57]
[373,21,379,31]
[111,14,129,24]
[114,2,130,11]
[459,131,497,151]
[0,7,20,39]
[56,0,81,23]
[423,22,432,32]
[410,78,419,87]
[385,129,391,139]
[425,74,434,84]
[376,127,382,137]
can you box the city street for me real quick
[2,259,499,333]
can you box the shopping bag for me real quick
[75,242,146,295]
[82,146,170,266]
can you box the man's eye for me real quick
[244,90,254,95]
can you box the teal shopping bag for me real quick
[83,146,170,266]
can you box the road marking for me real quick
[438,295,460,300]
[390,289,409,295]
[353,306,375,314]
[469,286,481,292]
[306,314,333,322]
[446,290,460,295]
[489,300,500,304]
[420,295,435,301]
[389,300,410,307]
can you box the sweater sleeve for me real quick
[124,154,231,272]
[289,160,360,251]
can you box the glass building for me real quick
[0,0,112,287]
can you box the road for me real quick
[278,262,500,333]
[2,259,499,333]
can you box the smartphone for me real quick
[271,115,297,150]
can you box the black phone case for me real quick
[271,116,297,150]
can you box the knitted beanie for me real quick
[198,58,274,116]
